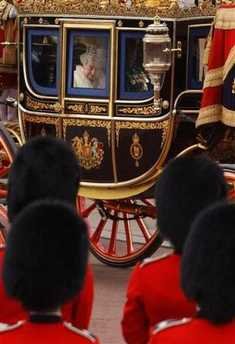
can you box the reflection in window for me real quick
[27,29,59,95]
[125,37,151,93]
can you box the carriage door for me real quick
[58,20,116,184]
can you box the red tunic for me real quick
[0,320,100,343]
[121,253,196,344]
[149,317,235,343]
[0,248,94,328]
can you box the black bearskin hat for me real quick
[182,202,235,324]
[155,155,226,253]
[3,200,88,311]
[7,136,80,222]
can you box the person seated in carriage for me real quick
[0,200,100,343]
[150,201,235,343]
[0,136,94,329]
[121,155,227,344]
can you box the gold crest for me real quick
[72,130,104,170]
[130,132,143,167]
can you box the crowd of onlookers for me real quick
[0,136,235,343]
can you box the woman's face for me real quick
[83,63,96,81]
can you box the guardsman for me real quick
[0,200,100,343]
[150,201,235,343]
[0,136,93,329]
[121,156,227,344]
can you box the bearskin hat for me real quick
[155,155,227,253]
[3,200,88,311]
[7,136,80,222]
[182,201,235,324]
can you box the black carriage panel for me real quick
[24,27,60,97]
[174,18,212,99]
[115,116,173,182]
[21,113,60,140]
[62,118,114,183]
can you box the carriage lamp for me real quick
[143,16,172,114]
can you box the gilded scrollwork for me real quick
[26,96,62,113]
[16,0,217,17]
[63,118,111,146]
[115,119,169,147]
[90,105,107,115]
[117,105,155,116]
[67,104,85,113]
[22,113,61,137]
[67,103,108,115]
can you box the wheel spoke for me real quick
[90,218,107,244]
[81,202,96,218]
[108,213,118,255]
[123,214,134,254]
[0,229,5,248]
[136,217,152,242]
[141,198,155,207]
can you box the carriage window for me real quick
[119,31,153,100]
[67,30,110,98]
[187,25,211,89]
[27,29,59,96]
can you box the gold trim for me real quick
[63,118,112,146]
[16,1,216,18]
[111,120,118,183]
[60,20,115,117]
[203,67,223,89]
[115,120,169,147]
[118,105,155,116]
[22,113,61,137]
[90,104,108,115]
[215,6,235,30]
[197,105,235,128]
[22,24,59,101]
[79,178,157,200]
[25,96,62,112]
[79,113,174,191]
[203,47,235,89]
[67,104,85,113]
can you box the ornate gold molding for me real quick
[67,103,108,115]
[16,0,217,17]
[63,118,112,145]
[118,105,155,116]
[67,104,85,113]
[26,95,62,113]
[90,105,107,115]
[115,119,169,146]
[22,113,61,137]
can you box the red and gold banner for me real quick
[196,4,235,128]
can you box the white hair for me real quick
[80,52,96,66]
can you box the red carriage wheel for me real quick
[77,197,162,267]
[0,204,8,248]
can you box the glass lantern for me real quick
[143,16,171,113]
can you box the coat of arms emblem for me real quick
[72,130,104,170]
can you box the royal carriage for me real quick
[0,0,234,266]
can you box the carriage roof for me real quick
[15,0,216,18]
